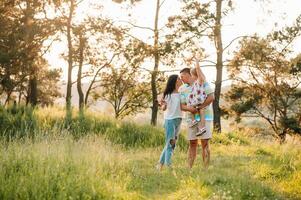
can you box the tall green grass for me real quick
[0,134,300,199]
[0,106,301,199]
[0,105,187,150]
[0,105,37,139]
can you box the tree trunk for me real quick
[18,91,22,104]
[84,83,92,106]
[25,0,38,106]
[4,92,12,106]
[84,54,116,106]
[77,32,85,113]
[150,0,160,126]
[278,130,287,144]
[84,68,100,106]
[66,0,74,118]
[213,0,223,133]
[85,65,105,106]
[28,76,38,106]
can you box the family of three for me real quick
[157,55,215,170]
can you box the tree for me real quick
[213,0,224,133]
[166,0,248,132]
[73,25,86,113]
[94,64,151,119]
[71,14,130,110]
[52,0,86,121]
[0,4,24,104]
[18,0,58,106]
[150,0,160,125]
[0,0,60,106]
[225,16,301,143]
[36,63,62,106]
[113,0,182,125]
[65,0,77,117]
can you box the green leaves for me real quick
[225,30,301,139]
[0,0,61,105]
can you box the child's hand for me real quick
[194,52,201,61]
[184,56,193,65]
[183,52,195,64]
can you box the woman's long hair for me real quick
[163,74,179,99]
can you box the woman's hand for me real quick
[158,98,166,106]
[158,98,167,111]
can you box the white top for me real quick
[164,93,182,120]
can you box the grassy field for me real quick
[0,107,301,199]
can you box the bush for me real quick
[212,132,250,146]
[102,122,188,150]
[0,106,188,150]
[0,105,37,140]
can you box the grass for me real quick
[0,106,301,199]
[1,134,301,199]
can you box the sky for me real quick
[44,0,301,87]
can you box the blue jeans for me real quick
[159,118,182,166]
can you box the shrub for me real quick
[0,105,37,140]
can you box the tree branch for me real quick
[117,20,154,31]
[223,36,255,52]
[159,0,167,9]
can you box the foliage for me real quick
[0,0,61,105]
[0,104,37,140]
[165,0,214,60]
[225,16,301,142]
[93,64,152,119]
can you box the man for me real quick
[179,67,215,169]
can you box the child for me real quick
[187,56,207,137]
[157,74,183,170]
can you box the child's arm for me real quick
[195,58,206,85]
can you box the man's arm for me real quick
[198,93,214,109]
[181,104,198,113]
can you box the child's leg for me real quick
[192,114,196,121]
[198,109,205,128]
[189,111,199,128]
[196,109,206,136]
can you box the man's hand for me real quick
[198,93,214,110]
[181,104,198,114]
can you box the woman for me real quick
[157,74,183,170]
